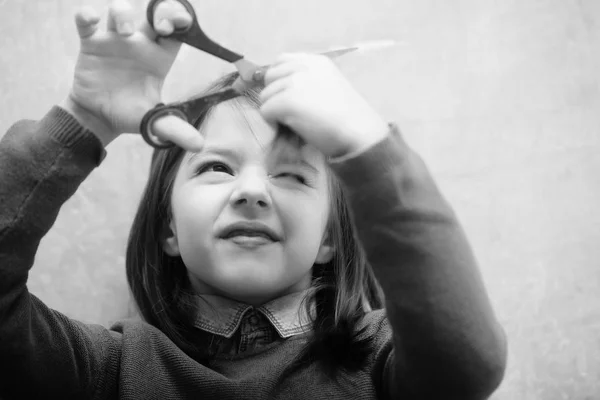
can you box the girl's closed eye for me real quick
[271,170,313,186]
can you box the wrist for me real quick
[59,96,117,147]
[335,117,389,159]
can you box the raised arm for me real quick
[0,107,121,399]
[330,125,507,399]
[0,1,207,397]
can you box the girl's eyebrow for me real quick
[185,146,320,174]
[186,147,243,165]
[271,152,320,174]
[277,159,319,174]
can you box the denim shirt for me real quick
[193,290,314,356]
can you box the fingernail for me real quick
[119,22,134,35]
[175,11,192,22]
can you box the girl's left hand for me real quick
[260,53,389,158]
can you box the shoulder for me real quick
[110,318,164,339]
[358,309,390,336]
[109,318,190,355]
[354,310,395,389]
[356,309,393,357]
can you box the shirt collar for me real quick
[193,290,315,339]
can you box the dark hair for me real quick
[125,73,384,378]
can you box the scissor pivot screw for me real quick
[252,68,266,83]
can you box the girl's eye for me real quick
[195,161,233,175]
[275,172,307,185]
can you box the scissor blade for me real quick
[235,39,397,90]
[319,39,398,59]
[319,47,359,59]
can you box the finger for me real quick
[172,10,193,29]
[260,75,291,104]
[270,52,334,74]
[139,20,182,54]
[168,0,193,30]
[260,89,294,128]
[107,0,136,36]
[152,115,204,152]
[263,60,304,86]
[269,52,314,68]
[74,7,101,39]
[153,0,192,36]
[139,20,160,41]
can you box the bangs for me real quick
[267,126,313,172]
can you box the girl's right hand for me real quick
[62,0,203,150]
[260,54,389,159]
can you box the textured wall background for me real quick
[1,0,599,398]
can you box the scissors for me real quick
[140,0,360,149]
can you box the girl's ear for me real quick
[162,220,180,257]
[315,233,334,264]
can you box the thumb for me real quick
[151,115,204,152]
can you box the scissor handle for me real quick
[140,88,241,149]
[147,0,243,63]
[140,104,185,148]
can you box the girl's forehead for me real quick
[193,101,324,166]
[200,102,276,149]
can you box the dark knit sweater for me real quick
[0,107,506,399]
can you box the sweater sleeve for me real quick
[329,125,507,400]
[0,107,120,399]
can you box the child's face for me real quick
[163,101,333,305]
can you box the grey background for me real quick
[1,0,599,398]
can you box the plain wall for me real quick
[1,1,599,398]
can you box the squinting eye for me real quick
[275,172,307,185]
[196,161,232,175]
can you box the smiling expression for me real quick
[162,100,334,306]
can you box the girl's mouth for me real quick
[218,221,281,242]
[225,234,275,248]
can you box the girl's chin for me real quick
[212,283,289,306]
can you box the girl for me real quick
[0,1,506,399]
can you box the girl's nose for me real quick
[229,169,272,210]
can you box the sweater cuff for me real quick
[41,106,107,166]
[328,123,410,186]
